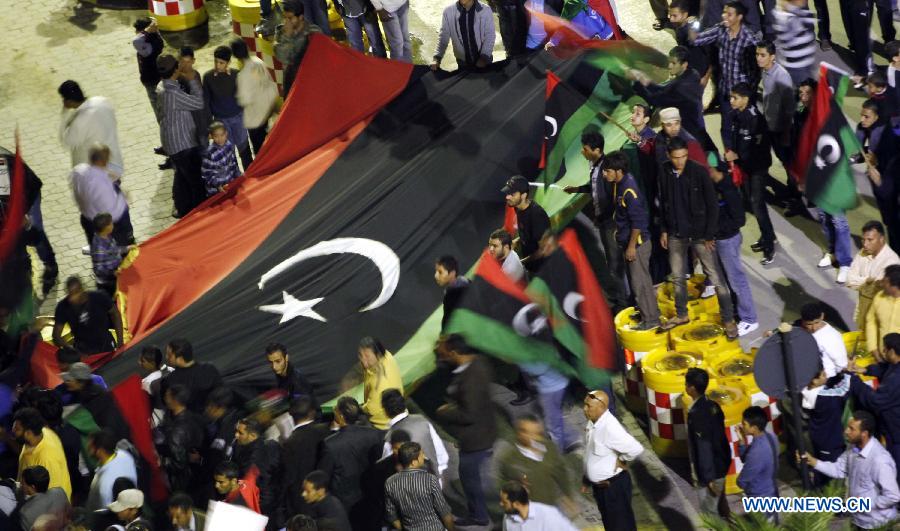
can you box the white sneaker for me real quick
[738,321,759,336]
[700,285,716,298]
[81,245,90,255]
[817,253,832,268]
[837,266,850,284]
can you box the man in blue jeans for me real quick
[711,164,759,336]
[434,334,497,527]
[334,0,387,57]
[816,209,854,283]
[372,0,412,62]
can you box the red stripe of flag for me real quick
[558,229,615,369]
[0,132,26,265]
[475,249,531,301]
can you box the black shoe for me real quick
[153,146,166,156]
[751,239,778,252]
[784,205,806,218]
[819,39,832,51]
[652,19,668,31]
[158,158,173,170]
[761,250,776,265]
[41,263,58,297]
[172,207,183,219]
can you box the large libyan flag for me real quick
[81,36,633,401]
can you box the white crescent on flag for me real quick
[258,238,401,324]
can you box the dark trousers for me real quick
[592,472,637,531]
[597,219,629,309]
[171,147,205,217]
[248,124,268,157]
[813,0,832,39]
[649,0,669,21]
[496,0,528,57]
[80,209,135,247]
[874,188,900,254]
[238,142,253,172]
[720,92,735,150]
[874,0,895,42]
[458,449,492,523]
[749,171,776,248]
[847,0,874,74]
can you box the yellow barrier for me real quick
[671,322,741,359]
[641,347,705,457]
[150,0,208,32]
[615,307,670,414]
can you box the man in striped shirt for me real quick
[384,442,455,531]
[156,54,206,218]
[772,0,817,85]
[692,1,760,149]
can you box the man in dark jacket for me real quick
[265,343,316,402]
[711,168,758,336]
[504,175,550,273]
[856,99,900,253]
[132,17,164,124]
[230,416,284,529]
[632,46,714,152]
[685,368,732,515]
[659,137,739,339]
[282,395,329,517]
[318,396,384,530]
[160,338,224,414]
[803,369,849,486]
[726,82,776,265]
[434,334,497,527]
[849,332,900,483]
[159,384,208,498]
[563,132,628,309]
[0,147,57,296]
[434,255,470,331]
[202,387,243,506]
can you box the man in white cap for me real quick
[108,489,150,529]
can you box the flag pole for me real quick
[597,110,632,135]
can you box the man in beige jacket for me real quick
[848,221,900,330]
[866,265,900,355]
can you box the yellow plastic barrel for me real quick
[641,347,705,457]
[726,351,782,440]
[151,0,208,32]
[844,332,879,389]
[615,308,670,414]
[683,381,750,494]
[671,322,740,359]
[657,275,720,322]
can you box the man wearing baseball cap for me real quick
[502,175,549,272]
[108,489,151,529]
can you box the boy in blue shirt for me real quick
[602,150,660,330]
[200,122,241,196]
[90,213,133,297]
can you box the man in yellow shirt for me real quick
[866,265,900,356]
[358,336,403,430]
[13,407,72,500]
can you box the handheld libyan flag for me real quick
[792,63,861,216]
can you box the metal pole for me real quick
[780,327,811,490]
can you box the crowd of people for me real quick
[0,0,899,529]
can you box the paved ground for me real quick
[2,0,897,528]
